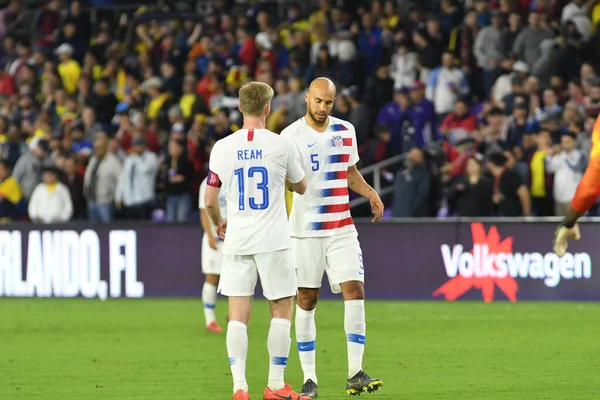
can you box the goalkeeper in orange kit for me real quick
[554,115,600,256]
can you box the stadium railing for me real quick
[349,153,405,209]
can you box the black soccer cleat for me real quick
[346,371,383,396]
[300,379,318,398]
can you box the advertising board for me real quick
[0,221,596,301]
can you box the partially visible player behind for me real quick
[199,175,227,333]
[204,81,310,400]
[553,114,600,256]
[281,78,384,398]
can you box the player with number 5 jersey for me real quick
[281,78,385,398]
[204,81,309,400]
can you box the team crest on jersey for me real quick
[333,135,343,147]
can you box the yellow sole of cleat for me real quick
[347,387,365,396]
[367,381,383,393]
[347,381,383,396]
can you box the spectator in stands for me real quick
[161,138,196,222]
[528,130,555,216]
[364,64,395,120]
[69,123,93,159]
[448,155,494,217]
[12,138,52,201]
[476,106,508,156]
[454,9,482,100]
[500,12,522,57]
[115,135,158,220]
[408,80,437,149]
[356,12,382,77]
[512,10,554,68]
[474,10,504,98]
[33,0,60,56]
[58,17,86,64]
[561,0,591,41]
[487,152,531,217]
[377,89,413,155]
[341,86,370,147]
[91,78,118,125]
[28,166,73,223]
[545,131,584,216]
[55,43,81,95]
[0,159,22,221]
[505,102,530,149]
[578,115,594,160]
[62,156,85,220]
[390,40,417,90]
[83,131,122,222]
[81,106,102,142]
[426,51,469,121]
[391,147,430,218]
[440,98,477,143]
[359,125,394,167]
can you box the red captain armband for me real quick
[207,170,222,187]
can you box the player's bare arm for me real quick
[200,209,218,250]
[288,176,307,194]
[205,185,227,239]
[347,165,384,222]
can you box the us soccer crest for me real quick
[333,135,343,147]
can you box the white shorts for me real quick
[202,234,223,275]
[218,249,297,301]
[292,232,364,294]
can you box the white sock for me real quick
[226,321,248,393]
[344,300,366,378]
[267,318,292,391]
[202,282,217,326]
[295,305,317,384]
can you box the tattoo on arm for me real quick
[349,179,356,187]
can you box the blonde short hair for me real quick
[238,81,274,117]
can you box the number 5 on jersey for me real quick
[311,153,319,171]
[234,166,269,210]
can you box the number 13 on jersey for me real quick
[234,166,269,210]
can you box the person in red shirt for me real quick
[440,98,478,166]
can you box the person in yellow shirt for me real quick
[55,43,81,94]
[179,76,209,122]
[0,160,23,221]
[529,129,554,216]
[141,76,171,120]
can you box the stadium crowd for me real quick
[0,0,599,222]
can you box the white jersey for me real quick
[199,177,228,238]
[208,128,305,255]
[281,116,359,238]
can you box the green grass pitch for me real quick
[2,299,600,399]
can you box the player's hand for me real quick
[208,235,218,250]
[369,194,384,223]
[553,223,581,257]
[216,219,227,240]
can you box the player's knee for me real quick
[205,274,220,285]
[341,281,365,300]
[297,288,319,310]
[269,296,294,320]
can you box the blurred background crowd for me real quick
[0,0,599,223]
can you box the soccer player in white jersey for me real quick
[198,176,228,333]
[204,81,310,400]
[281,78,385,398]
